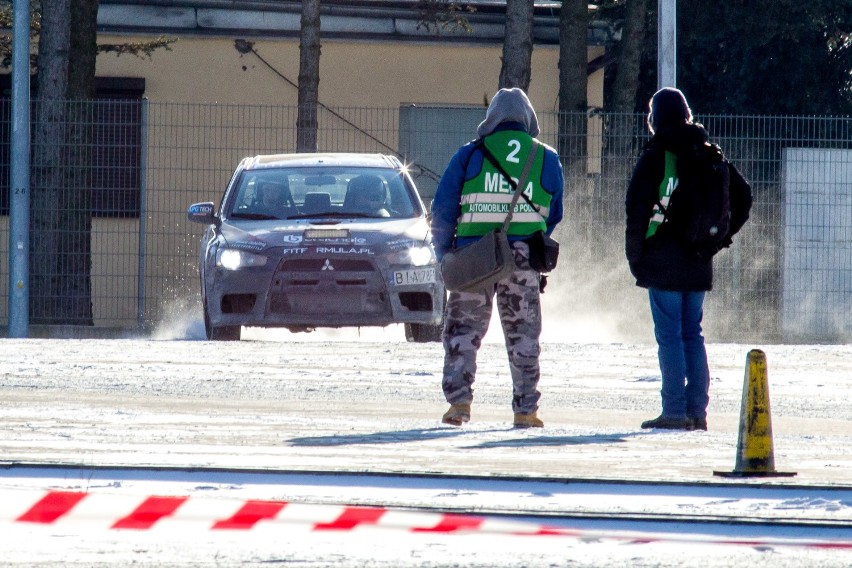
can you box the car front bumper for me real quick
[204,254,444,331]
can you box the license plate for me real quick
[390,268,436,286]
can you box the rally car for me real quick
[187,153,445,342]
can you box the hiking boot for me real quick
[690,417,708,431]
[513,412,544,428]
[442,403,471,426]
[640,415,693,430]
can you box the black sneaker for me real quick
[640,415,693,430]
[690,417,708,431]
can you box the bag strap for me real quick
[646,149,678,239]
[478,139,544,229]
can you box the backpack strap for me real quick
[646,150,678,238]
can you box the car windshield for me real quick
[225,166,422,220]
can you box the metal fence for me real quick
[2,100,851,343]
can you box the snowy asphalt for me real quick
[1,334,851,566]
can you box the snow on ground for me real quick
[1,311,851,566]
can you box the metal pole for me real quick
[137,99,149,329]
[657,0,676,89]
[8,0,31,338]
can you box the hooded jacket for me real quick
[625,122,716,291]
[431,89,564,261]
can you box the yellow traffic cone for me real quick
[714,349,796,478]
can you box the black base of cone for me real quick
[713,470,797,478]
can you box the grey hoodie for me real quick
[477,87,540,138]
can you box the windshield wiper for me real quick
[286,212,376,220]
[229,212,280,220]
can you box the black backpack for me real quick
[660,142,732,258]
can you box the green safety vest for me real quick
[645,150,679,239]
[457,130,550,238]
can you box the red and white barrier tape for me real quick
[3,489,852,550]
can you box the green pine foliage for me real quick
[674,0,851,115]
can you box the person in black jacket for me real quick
[625,87,752,431]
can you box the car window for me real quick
[226,167,422,220]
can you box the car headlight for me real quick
[216,248,268,270]
[389,245,435,267]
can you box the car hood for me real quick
[217,217,433,252]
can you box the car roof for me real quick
[240,153,404,170]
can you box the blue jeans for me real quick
[648,288,710,420]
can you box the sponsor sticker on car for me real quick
[390,267,436,286]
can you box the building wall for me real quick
[96,35,605,111]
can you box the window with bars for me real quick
[0,76,145,218]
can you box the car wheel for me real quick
[203,296,241,341]
[404,322,443,343]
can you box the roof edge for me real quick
[97,0,617,46]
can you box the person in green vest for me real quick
[431,88,564,428]
[625,87,751,431]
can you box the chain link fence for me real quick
[1,100,851,342]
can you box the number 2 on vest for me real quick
[506,139,521,163]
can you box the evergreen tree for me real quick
[676,0,851,114]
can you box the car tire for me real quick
[203,297,241,341]
[404,322,443,343]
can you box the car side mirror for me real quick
[187,202,219,226]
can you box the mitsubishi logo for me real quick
[321,259,335,271]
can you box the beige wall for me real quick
[96,36,607,113]
[91,218,140,324]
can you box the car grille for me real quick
[281,258,374,272]
[267,256,390,316]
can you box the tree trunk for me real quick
[608,0,648,160]
[557,0,588,172]
[69,0,97,101]
[601,0,650,256]
[31,0,98,325]
[31,0,71,324]
[62,0,98,325]
[297,0,321,153]
[499,0,533,90]
[610,0,648,114]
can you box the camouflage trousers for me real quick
[441,241,542,414]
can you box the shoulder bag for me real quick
[479,142,559,272]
